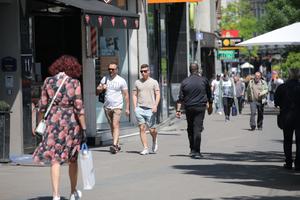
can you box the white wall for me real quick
[0,0,23,155]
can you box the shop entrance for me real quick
[22,11,81,153]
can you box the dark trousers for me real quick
[283,127,300,167]
[237,96,244,114]
[185,106,206,153]
[222,97,234,118]
[249,101,264,128]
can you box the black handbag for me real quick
[98,76,107,103]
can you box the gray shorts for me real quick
[134,106,156,128]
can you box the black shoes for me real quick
[250,126,256,131]
[110,144,121,154]
[283,163,293,170]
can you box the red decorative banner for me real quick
[111,17,115,27]
[98,16,103,27]
[85,14,90,24]
[123,18,127,27]
[135,19,139,28]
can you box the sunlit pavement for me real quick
[1,105,300,200]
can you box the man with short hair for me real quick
[97,62,130,154]
[246,71,268,131]
[132,64,160,155]
[176,63,213,159]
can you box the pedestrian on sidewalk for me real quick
[33,55,87,200]
[246,71,268,131]
[211,73,222,114]
[274,68,300,170]
[176,63,213,159]
[132,64,160,155]
[218,72,238,122]
[234,75,245,114]
[96,62,130,154]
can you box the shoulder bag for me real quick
[98,76,107,103]
[35,76,68,137]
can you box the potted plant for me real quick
[0,100,10,112]
[0,100,11,163]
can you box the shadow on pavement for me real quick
[28,197,67,200]
[173,163,300,191]
[170,151,284,163]
[202,151,284,163]
[192,196,300,200]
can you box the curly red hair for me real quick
[48,55,82,78]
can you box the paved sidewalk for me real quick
[1,106,300,200]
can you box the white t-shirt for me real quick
[211,79,220,95]
[101,75,128,109]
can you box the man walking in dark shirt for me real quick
[176,63,213,159]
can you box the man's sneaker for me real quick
[189,150,196,157]
[110,145,118,154]
[192,152,203,159]
[52,196,60,200]
[152,139,158,153]
[140,148,149,155]
[70,190,82,200]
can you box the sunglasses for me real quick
[140,70,148,73]
[108,68,117,71]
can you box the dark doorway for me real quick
[34,15,82,79]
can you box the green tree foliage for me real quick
[259,0,300,33]
[220,0,258,57]
[279,52,300,77]
[220,0,257,40]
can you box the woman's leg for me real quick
[69,161,78,194]
[51,162,61,197]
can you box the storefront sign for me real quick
[1,56,17,72]
[148,0,202,3]
[221,30,239,38]
[102,0,112,3]
[219,37,243,49]
[217,50,239,60]
[196,32,203,41]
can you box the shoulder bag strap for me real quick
[44,76,68,119]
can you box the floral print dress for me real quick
[33,72,84,164]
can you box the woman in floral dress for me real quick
[33,55,86,200]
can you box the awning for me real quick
[56,0,139,29]
[148,0,202,3]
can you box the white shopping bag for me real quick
[79,143,95,190]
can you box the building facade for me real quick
[0,0,149,155]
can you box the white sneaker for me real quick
[70,190,82,200]
[52,196,60,200]
[140,148,149,155]
[152,139,158,153]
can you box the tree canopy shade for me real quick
[259,0,300,33]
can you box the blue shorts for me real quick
[135,106,156,128]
